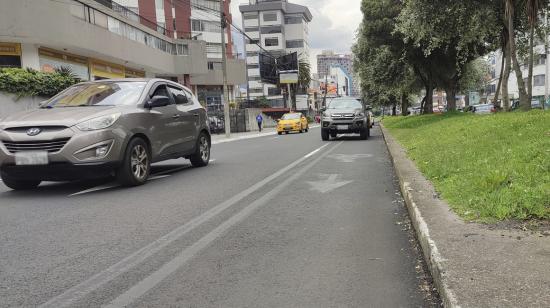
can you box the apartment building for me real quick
[317,50,360,97]
[487,46,549,106]
[239,0,312,106]
[0,0,245,108]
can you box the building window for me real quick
[248,39,260,45]
[206,43,222,54]
[286,40,304,48]
[260,26,282,34]
[244,27,259,32]
[177,44,189,55]
[191,19,221,32]
[268,88,281,96]
[264,38,279,47]
[247,64,259,69]
[534,75,545,86]
[243,13,259,20]
[284,16,302,24]
[263,13,277,22]
[208,61,223,70]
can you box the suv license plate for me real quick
[337,125,349,130]
[15,151,49,165]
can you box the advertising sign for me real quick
[279,70,298,84]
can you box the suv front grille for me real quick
[2,138,70,153]
[332,113,355,120]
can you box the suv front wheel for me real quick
[116,137,150,186]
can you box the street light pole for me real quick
[220,0,231,138]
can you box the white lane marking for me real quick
[105,141,343,308]
[328,154,373,163]
[41,142,333,308]
[69,183,119,197]
[304,143,329,158]
[69,175,172,197]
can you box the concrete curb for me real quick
[212,125,320,145]
[380,124,460,308]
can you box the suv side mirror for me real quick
[366,106,373,111]
[147,95,171,108]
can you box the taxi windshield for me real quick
[281,113,301,120]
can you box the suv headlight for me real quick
[76,113,121,131]
[355,112,365,117]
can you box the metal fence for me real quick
[207,109,248,134]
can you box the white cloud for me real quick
[230,0,362,73]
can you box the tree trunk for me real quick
[528,23,535,102]
[423,82,434,114]
[392,104,397,116]
[507,0,530,110]
[400,93,408,116]
[502,40,512,111]
[493,45,506,107]
[444,82,457,111]
[465,93,470,107]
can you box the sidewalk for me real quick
[381,125,550,308]
[211,125,320,145]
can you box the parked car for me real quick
[0,79,211,190]
[277,112,309,134]
[321,97,370,140]
[472,103,496,114]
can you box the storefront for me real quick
[38,48,90,80]
[90,59,125,80]
[0,42,22,68]
[125,67,145,78]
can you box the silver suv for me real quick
[321,97,371,140]
[0,79,211,190]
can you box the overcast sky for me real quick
[230,0,362,73]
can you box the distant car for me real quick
[472,103,496,114]
[0,79,211,190]
[321,97,370,140]
[531,100,543,109]
[208,116,224,134]
[277,112,309,135]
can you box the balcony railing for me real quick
[91,0,192,39]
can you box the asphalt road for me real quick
[0,126,439,307]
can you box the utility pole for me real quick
[220,0,231,138]
[322,74,328,108]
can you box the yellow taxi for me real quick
[277,112,309,135]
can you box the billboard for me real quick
[259,53,278,84]
[279,70,298,84]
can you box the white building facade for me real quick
[239,0,312,106]
[487,44,549,106]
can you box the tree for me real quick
[353,0,421,115]
[289,58,311,110]
[396,0,500,111]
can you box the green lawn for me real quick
[383,111,550,222]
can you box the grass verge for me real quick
[383,111,550,222]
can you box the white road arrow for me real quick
[328,154,373,163]
[307,174,353,193]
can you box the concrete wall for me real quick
[245,108,277,131]
[189,58,246,85]
[0,92,45,119]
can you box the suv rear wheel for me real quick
[116,138,150,186]
[190,131,210,167]
[1,172,41,190]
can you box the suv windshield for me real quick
[327,99,363,110]
[281,113,301,120]
[43,82,146,108]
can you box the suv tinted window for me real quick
[152,85,170,98]
[168,86,190,105]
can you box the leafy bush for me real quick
[0,68,80,98]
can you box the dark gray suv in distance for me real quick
[321,97,371,140]
[0,79,210,190]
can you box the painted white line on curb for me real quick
[105,141,343,308]
[42,142,333,308]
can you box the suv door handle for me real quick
[172,114,181,119]
[193,113,199,117]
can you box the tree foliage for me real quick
[354,0,550,114]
